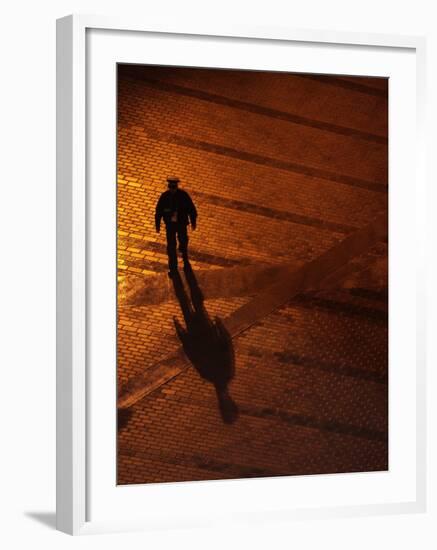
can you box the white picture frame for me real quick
[56,14,427,535]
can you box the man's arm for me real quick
[186,192,197,229]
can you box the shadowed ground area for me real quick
[116,65,388,485]
[172,268,238,424]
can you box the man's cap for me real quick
[166,176,180,184]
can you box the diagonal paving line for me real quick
[123,74,387,144]
[134,127,388,193]
[118,212,387,409]
[222,213,387,336]
[120,256,386,309]
[119,262,302,308]
[118,445,289,479]
[188,189,358,233]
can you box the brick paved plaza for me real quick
[116,64,388,484]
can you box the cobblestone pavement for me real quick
[116,65,388,484]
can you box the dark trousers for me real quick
[165,222,189,270]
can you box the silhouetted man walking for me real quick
[155,176,197,276]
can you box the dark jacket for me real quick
[155,189,197,231]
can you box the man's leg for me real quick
[177,223,190,268]
[165,223,178,272]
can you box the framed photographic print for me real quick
[56,15,427,535]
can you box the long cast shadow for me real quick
[171,267,239,424]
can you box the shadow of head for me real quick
[171,269,239,424]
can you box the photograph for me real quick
[115,63,388,485]
[1,0,433,545]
